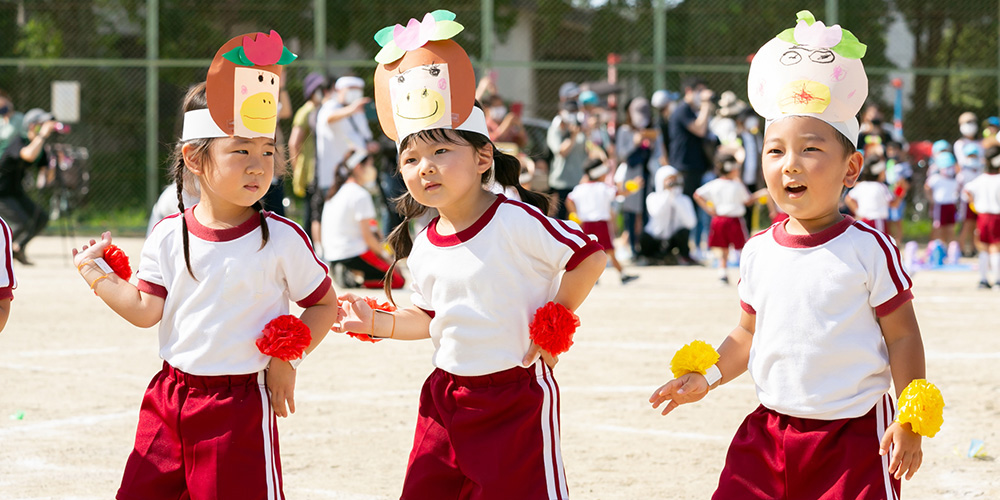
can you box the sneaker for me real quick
[332,264,357,289]
[978,280,992,289]
[621,274,639,285]
[12,249,32,266]
[719,275,730,285]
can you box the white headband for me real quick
[764,115,859,147]
[396,106,490,148]
[181,109,228,141]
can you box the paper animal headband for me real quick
[182,30,296,141]
[747,10,867,143]
[372,10,486,143]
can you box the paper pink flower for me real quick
[794,19,842,49]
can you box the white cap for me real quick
[335,76,365,90]
[651,90,671,109]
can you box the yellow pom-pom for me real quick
[625,179,640,193]
[568,212,581,224]
[896,379,944,438]
[670,340,720,379]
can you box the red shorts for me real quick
[933,203,957,227]
[581,220,614,251]
[713,394,900,500]
[401,361,568,500]
[117,362,283,500]
[977,213,1000,244]
[708,216,749,250]
[860,218,887,233]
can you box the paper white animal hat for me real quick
[747,10,867,143]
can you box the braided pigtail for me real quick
[383,191,428,304]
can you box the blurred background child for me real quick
[845,156,896,234]
[693,153,753,284]
[567,160,638,284]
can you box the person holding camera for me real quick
[668,77,718,258]
[547,99,590,219]
[0,107,59,265]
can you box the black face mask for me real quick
[0,105,9,116]
[871,118,882,127]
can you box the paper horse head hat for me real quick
[182,30,297,141]
[372,10,486,144]
[747,10,867,142]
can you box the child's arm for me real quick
[650,309,754,415]
[746,187,769,206]
[877,300,926,480]
[334,292,432,341]
[844,193,859,214]
[72,232,165,327]
[521,250,607,367]
[267,286,341,418]
[0,297,9,333]
[692,192,716,217]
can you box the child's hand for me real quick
[72,231,113,268]
[522,342,559,369]
[649,372,710,416]
[267,358,297,418]
[332,293,374,334]
[879,421,923,480]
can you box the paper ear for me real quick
[374,39,475,142]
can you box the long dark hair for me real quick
[383,124,550,302]
[165,82,277,279]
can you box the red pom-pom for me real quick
[343,297,396,343]
[528,301,580,356]
[103,245,132,281]
[256,314,312,361]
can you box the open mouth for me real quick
[785,184,806,194]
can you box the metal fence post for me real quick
[146,0,159,210]
[826,0,838,25]
[481,0,494,74]
[654,0,666,92]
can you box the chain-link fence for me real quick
[1,0,998,232]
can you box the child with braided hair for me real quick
[650,12,941,499]
[71,32,338,499]
[333,11,605,499]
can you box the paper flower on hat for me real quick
[748,10,867,135]
[372,10,476,142]
[373,10,464,64]
[205,31,297,139]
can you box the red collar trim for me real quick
[772,215,854,248]
[427,195,505,247]
[184,206,263,242]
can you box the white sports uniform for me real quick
[846,181,893,221]
[738,216,913,420]
[137,208,332,376]
[567,182,616,223]
[407,194,603,377]
[695,177,751,217]
[0,217,14,301]
[321,182,376,262]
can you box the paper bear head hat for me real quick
[182,30,296,141]
[747,10,868,143]
[372,10,487,144]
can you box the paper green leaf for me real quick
[375,42,405,64]
[276,47,298,65]
[431,20,464,41]
[222,46,253,66]
[832,29,867,59]
[777,28,796,44]
[796,10,816,26]
[374,25,395,47]
[430,9,456,22]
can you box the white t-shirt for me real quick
[321,182,376,262]
[645,188,697,238]
[567,182,616,222]
[846,181,893,220]
[738,217,913,420]
[694,177,751,217]
[407,195,603,376]
[0,217,15,300]
[926,174,959,204]
[137,208,332,376]
[963,173,1000,214]
[315,100,371,189]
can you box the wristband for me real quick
[703,364,723,386]
[896,379,944,438]
[670,340,721,379]
[289,351,306,370]
[256,315,312,362]
[93,257,114,275]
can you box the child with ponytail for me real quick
[334,11,606,499]
[71,32,338,499]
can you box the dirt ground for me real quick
[0,234,997,499]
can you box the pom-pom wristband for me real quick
[256,315,312,362]
[670,340,721,379]
[703,364,722,386]
[528,301,580,356]
[896,379,944,438]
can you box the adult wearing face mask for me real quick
[641,165,698,265]
[668,76,717,258]
[736,109,763,229]
[547,97,588,219]
[289,72,330,239]
[314,76,375,249]
[857,104,891,154]
[0,108,56,265]
[485,94,526,148]
[321,150,403,289]
[615,97,662,259]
